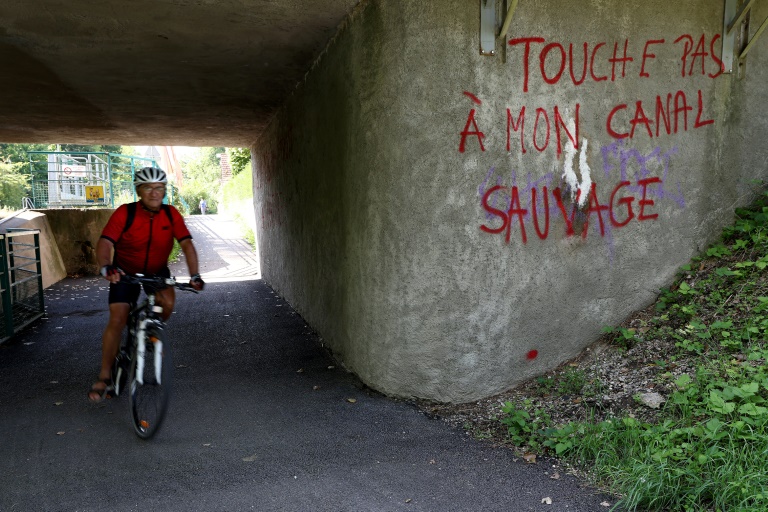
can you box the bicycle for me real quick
[111,274,198,439]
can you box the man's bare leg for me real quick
[155,287,176,321]
[88,302,130,401]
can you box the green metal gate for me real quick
[0,229,45,344]
[26,151,169,209]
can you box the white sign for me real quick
[62,164,87,178]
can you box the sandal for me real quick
[88,378,114,403]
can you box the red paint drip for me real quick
[527,350,539,360]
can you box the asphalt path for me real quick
[0,214,617,511]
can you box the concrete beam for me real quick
[0,0,361,146]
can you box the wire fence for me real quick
[26,152,166,209]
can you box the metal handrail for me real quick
[0,229,45,344]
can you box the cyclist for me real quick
[88,166,204,402]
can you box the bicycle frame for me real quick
[130,292,165,385]
[120,274,195,381]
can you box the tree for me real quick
[56,144,122,154]
[0,143,48,164]
[227,147,251,176]
[0,143,126,165]
[177,147,225,214]
[182,146,225,184]
[0,162,30,210]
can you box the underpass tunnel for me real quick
[2,0,768,401]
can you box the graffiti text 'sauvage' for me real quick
[480,178,661,244]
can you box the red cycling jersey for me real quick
[100,202,192,275]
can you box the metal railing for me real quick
[26,151,168,209]
[0,229,45,344]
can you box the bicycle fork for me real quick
[136,307,165,385]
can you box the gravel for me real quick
[415,305,699,455]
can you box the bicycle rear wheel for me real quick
[129,328,173,439]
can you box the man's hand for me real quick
[100,264,124,283]
[190,273,205,291]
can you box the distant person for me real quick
[88,166,204,402]
[199,198,207,215]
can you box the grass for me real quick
[499,189,768,511]
[169,239,181,263]
[234,215,257,251]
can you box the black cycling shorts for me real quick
[107,267,171,305]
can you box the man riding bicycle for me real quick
[88,166,204,402]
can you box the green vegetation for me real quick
[177,146,225,215]
[168,239,181,264]
[499,190,768,511]
[220,162,256,250]
[534,366,590,396]
[175,146,255,249]
[0,143,136,210]
[227,147,251,176]
[0,143,122,164]
[0,162,29,210]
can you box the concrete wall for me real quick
[253,0,768,402]
[37,209,114,276]
[0,211,67,288]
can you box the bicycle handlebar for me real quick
[119,273,200,293]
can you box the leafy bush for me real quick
[176,147,225,214]
[181,181,217,215]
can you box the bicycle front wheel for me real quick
[129,328,173,439]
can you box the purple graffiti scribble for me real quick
[478,140,685,266]
[601,139,685,208]
[478,166,496,197]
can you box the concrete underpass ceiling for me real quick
[0,0,362,147]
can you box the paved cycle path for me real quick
[0,215,617,511]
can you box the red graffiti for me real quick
[674,34,725,78]
[508,34,723,92]
[461,100,580,156]
[639,39,665,78]
[480,179,661,243]
[606,89,714,139]
[459,91,486,153]
[507,37,545,92]
[463,91,482,104]
[458,34,721,154]
[459,87,713,153]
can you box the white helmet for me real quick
[134,166,167,186]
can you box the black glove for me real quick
[190,273,205,290]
